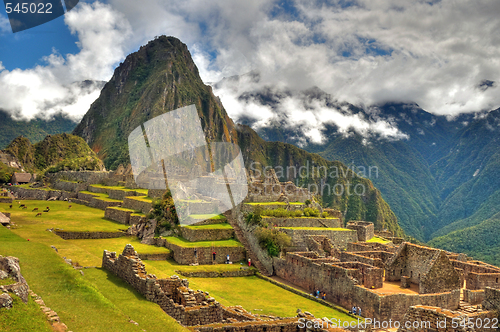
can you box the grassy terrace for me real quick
[245,202,304,205]
[1,201,127,233]
[107,206,143,214]
[367,236,391,244]
[262,216,339,219]
[278,227,352,231]
[165,236,242,248]
[189,214,226,220]
[17,184,53,191]
[78,190,123,202]
[89,184,149,195]
[127,196,154,203]
[0,226,187,332]
[182,223,233,230]
[0,199,355,328]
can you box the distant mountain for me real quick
[214,80,500,256]
[3,133,104,174]
[72,36,404,236]
[0,110,77,150]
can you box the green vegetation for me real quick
[189,214,226,220]
[0,295,53,331]
[4,133,104,174]
[0,161,18,183]
[0,200,127,233]
[261,208,303,218]
[182,223,233,230]
[278,227,351,231]
[89,184,149,195]
[255,228,291,256]
[0,225,187,332]
[164,237,242,248]
[0,109,76,150]
[428,213,500,266]
[367,236,391,244]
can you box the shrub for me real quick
[294,210,303,217]
[305,199,311,206]
[321,212,329,218]
[245,212,262,225]
[255,228,292,257]
[303,207,320,217]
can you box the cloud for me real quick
[2,0,500,141]
[0,2,131,121]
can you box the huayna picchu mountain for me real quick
[73,36,404,236]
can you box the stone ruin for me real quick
[102,244,323,330]
[0,255,29,309]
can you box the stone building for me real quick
[385,242,461,294]
[11,172,31,184]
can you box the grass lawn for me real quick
[278,227,352,231]
[367,236,391,244]
[127,196,154,203]
[189,214,226,220]
[0,295,53,331]
[145,259,253,276]
[245,202,304,206]
[89,184,149,195]
[0,226,188,332]
[165,237,242,248]
[78,191,123,202]
[1,201,128,233]
[182,223,233,230]
[64,237,171,267]
[17,184,52,191]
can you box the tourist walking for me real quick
[212,251,216,262]
[357,306,362,316]
[226,254,230,264]
[248,258,251,267]
[352,306,356,315]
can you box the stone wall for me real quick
[483,287,500,313]
[53,180,88,193]
[46,171,111,185]
[177,269,255,278]
[0,255,29,308]
[123,197,152,214]
[102,245,240,326]
[164,242,246,265]
[105,207,132,225]
[346,221,374,242]
[347,242,397,253]
[340,251,391,269]
[451,260,500,291]
[0,197,13,203]
[262,217,341,228]
[130,214,146,225]
[138,253,171,261]
[149,189,166,198]
[89,197,122,210]
[108,189,142,200]
[77,192,97,201]
[54,231,126,240]
[279,228,357,251]
[180,226,234,242]
[463,289,485,305]
[273,251,460,322]
[396,305,497,332]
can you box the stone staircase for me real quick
[226,215,271,276]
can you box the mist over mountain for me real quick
[213,76,500,264]
[71,36,403,236]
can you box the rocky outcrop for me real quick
[0,256,29,309]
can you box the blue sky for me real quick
[0,0,499,141]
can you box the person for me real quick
[212,251,216,262]
[248,258,251,267]
[315,290,320,298]
[226,254,230,264]
[322,292,326,300]
[194,249,197,257]
[352,306,356,315]
[357,307,362,316]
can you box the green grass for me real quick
[367,236,391,244]
[1,200,128,233]
[0,226,187,332]
[245,202,304,206]
[107,206,142,213]
[0,276,16,286]
[145,259,253,276]
[63,237,171,267]
[165,236,243,248]
[189,214,226,220]
[78,191,123,202]
[182,223,233,230]
[89,184,149,195]
[278,227,352,231]
[17,184,53,191]
[144,265,355,322]
[0,295,53,331]
[127,196,154,203]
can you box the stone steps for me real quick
[228,220,271,276]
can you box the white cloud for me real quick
[0,2,131,121]
[2,0,500,141]
[0,14,10,33]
